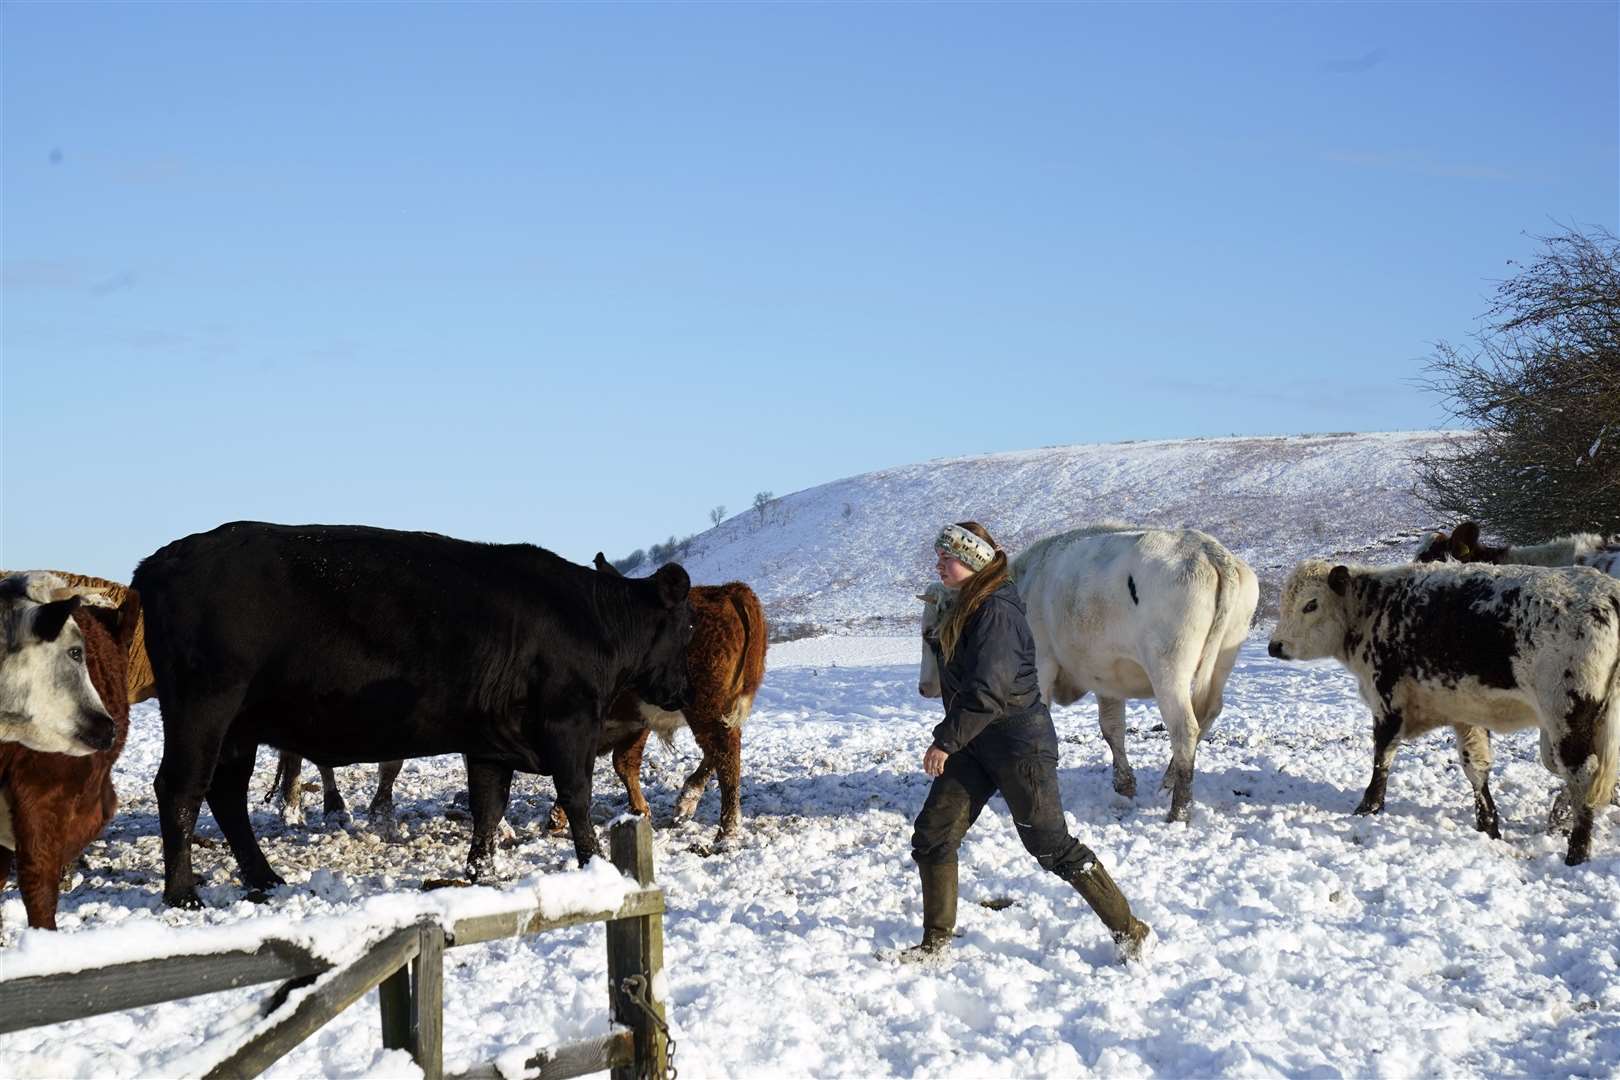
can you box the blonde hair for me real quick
[938,521,1010,661]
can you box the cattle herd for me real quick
[0,515,1616,933]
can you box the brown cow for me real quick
[0,584,141,929]
[544,556,766,843]
[1,570,154,704]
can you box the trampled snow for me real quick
[3,632,1615,1078]
[2,431,1616,1079]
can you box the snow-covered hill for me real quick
[663,431,1461,635]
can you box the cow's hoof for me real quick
[674,790,704,821]
[1113,772,1137,799]
[165,888,205,910]
[324,809,354,830]
[466,855,504,883]
[1352,800,1382,817]
[371,815,403,843]
[497,818,519,845]
[243,888,276,905]
[245,870,287,892]
[277,803,305,828]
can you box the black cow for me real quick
[132,521,693,908]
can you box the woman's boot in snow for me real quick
[900,861,957,962]
[1064,855,1150,962]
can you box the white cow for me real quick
[920,526,1258,822]
[1269,559,1620,865]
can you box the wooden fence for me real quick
[0,816,671,1080]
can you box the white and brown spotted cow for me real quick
[1269,559,1620,865]
[1416,521,1620,577]
[922,526,1259,822]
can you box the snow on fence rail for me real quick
[0,816,671,1080]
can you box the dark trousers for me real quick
[911,707,1093,878]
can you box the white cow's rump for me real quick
[1269,559,1620,865]
[921,525,1258,822]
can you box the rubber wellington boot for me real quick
[900,861,958,962]
[1065,857,1151,962]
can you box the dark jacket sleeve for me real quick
[931,601,1020,754]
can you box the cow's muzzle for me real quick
[1267,640,1287,660]
[75,709,117,753]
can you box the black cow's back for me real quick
[134,522,638,771]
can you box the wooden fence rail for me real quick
[0,816,670,1080]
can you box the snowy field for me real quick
[2,631,1617,1078]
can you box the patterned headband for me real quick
[935,524,996,572]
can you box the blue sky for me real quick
[3,1,1615,578]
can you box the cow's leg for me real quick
[1145,653,1201,823]
[1355,711,1404,817]
[1453,724,1500,838]
[464,760,515,882]
[318,764,348,823]
[612,729,653,819]
[1537,728,1574,830]
[1551,689,1609,866]
[1566,791,1596,867]
[552,730,603,866]
[367,759,404,840]
[206,741,285,894]
[156,693,242,908]
[271,751,305,827]
[13,808,65,930]
[1096,696,1135,798]
[675,754,716,822]
[687,719,743,839]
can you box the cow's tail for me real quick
[1189,546,1243,726]
[263,753,293,805]
[721,586,767,730]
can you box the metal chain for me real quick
[619,974,678,1080]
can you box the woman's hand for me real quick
[923,746,948,777]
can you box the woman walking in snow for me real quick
[908,521,1151,963]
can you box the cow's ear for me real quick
[33,596,81,641]
[652,563,690,607]
[916,593,931,603]
[594,553,623,577]
[116,589,142,652]
[1451,521,1480,557]
[1328,565,1351,596]
[79,602,120,641]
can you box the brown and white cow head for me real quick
[917,582,957,698]
[1413,521,1500,564]
[0,574,117,755]
[1268,560,1354,662]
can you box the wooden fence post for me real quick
[378,960,411,1053]
[606,816,667,1080]
[411,923,445,1080]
